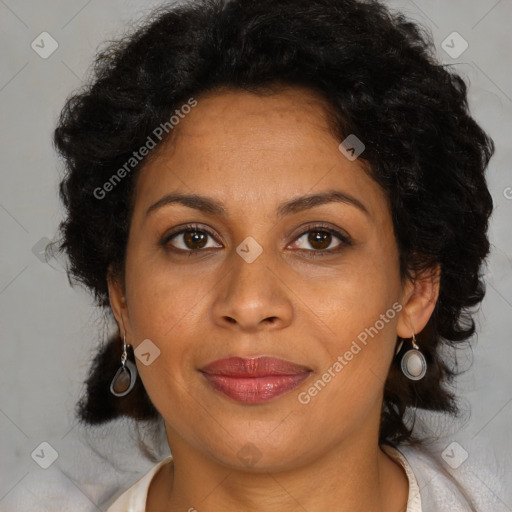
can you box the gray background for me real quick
[1,0,511,510]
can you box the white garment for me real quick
[106,454,171,512]
[105,444,507,511]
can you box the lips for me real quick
[199,356,312,404]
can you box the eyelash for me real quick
[160,223,352,258]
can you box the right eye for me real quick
[161,224,222,253]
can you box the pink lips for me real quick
[199,356,311,404]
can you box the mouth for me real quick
[199,356,312,404]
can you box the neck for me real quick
[150,426,409,512]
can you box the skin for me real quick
[108,86,440,512]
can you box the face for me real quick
[109,86,437,471]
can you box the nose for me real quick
[211,246,294,332]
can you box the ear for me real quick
[107,264,130,336]
[396,263,441,338]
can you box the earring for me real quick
[400,333,427,381]
[110,332,138,397]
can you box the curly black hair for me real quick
[51,0,494,452]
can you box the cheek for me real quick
[313,256,400,342]
[306,251,402,390]
[124,245,211,337]
[122,251,215,398]
[123,264,204,414]
[298,280,400,425]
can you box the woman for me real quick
[52,0,505,510]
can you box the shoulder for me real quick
[106,456,173,512]
[396,440,509,512]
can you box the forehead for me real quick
[181,85,333,129]
[132,87,385,221]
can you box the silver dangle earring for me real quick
[400,333,427,381]
[110,332,138,397]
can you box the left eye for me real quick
[291,228,347,253]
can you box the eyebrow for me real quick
[145,189,370,219]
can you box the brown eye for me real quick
[183,230,208,250]
[307,231,332,250]
[290,224,352,257]
[162,225,222,252]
